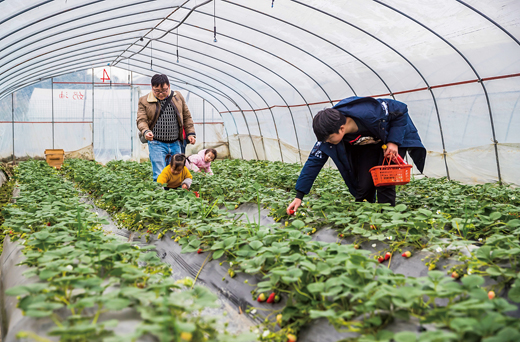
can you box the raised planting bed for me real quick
[0,160,254,342]
[51,158,520,342]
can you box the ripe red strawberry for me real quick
[402,251,411,258]
[378,256,384,263]
[488,291,495,300]
[289,210,295,215]
[266,293,276,304]
[194,191,200,198]
[385,252,391,260]
[257,293,266,302]
[197,249,203,254]
[146,230,150,233]
[47,222,51,226]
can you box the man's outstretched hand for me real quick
[287,198,302,215]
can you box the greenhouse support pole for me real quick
[51,77,54,149]
[203,99,205,149]
[12,93,15,164]
[92,69,94,150]
[130,71,133,156]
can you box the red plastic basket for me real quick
[369,156,412,187]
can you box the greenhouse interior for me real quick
[0,0,519,341]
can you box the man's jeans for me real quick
[148,140,182,181]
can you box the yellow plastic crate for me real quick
[44,149,64,169]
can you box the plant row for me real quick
[60,158,520,342]
[101,159,520,287]
[1,160,252,342]
[0,162,15,255]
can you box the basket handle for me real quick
[382,144,407,165]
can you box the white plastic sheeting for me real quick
[0,0,519,184]
[0,67,227,163]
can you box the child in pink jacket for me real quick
[186,148,217,175]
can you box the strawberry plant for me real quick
[1,160,253,342]
[45,158,520,341]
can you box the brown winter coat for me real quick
[136,91,196,138]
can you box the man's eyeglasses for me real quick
[152,88,170,94]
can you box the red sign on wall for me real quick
[101,69,111,82]
[58,91,84,100]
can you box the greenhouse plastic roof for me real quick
[1,0,519,183]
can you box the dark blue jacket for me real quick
[295,96,426,198]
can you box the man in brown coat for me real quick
[136,74,196,181]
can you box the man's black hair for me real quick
[151,74,170,88]
[312,108,346,142]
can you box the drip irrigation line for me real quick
[192,252,213,289]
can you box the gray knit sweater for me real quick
[152,94,179,142]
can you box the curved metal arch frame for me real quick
[150,20,309,162]
[0,0,515,172]
[455,0,520,46]
[0,0,54,26]
[128,53,261,160]
[124,56,252,150]
[129,65,243,159]
[291,0,449,178]
[0,19,156,71]
[184,8,334,110]
[222,0,362,99]
[1,15,313,128]
[455,0,520,177]
[1,1,315,132]
[0,45,133,91]
[2,57,121,100]
[131,47,267,160]
[143,40,285,162]
[0,2,178,63]
[169,87,242,160]
[372,0,502,183]
[130,66,244,159]
[112,0,212,65]
[0,51,125,99]
[0,3,344,165]
[143,41,283,161]
[4,61,244,160]
[155,25,315,162]
[0,0,105,42]
[0,39,142,87]
[0,60,113,102]
[0,29,157,91]
[126,18,317,130]
[1,13,317,164]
